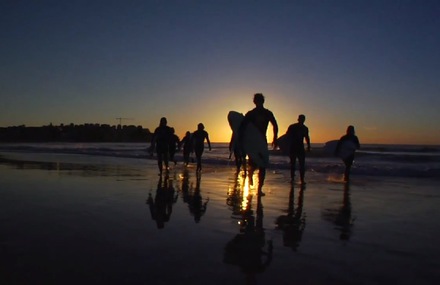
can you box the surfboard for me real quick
[323,140,357,160]
[276,134,290,155]
[227,111,269,168]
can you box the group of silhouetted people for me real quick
[149,117,211,174]
[150,93,360,183]
[229,93,360,185]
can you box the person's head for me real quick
[197,123,204,130]
[159,117,167,126]
[185,131,190,136]
[170,127,175,134]
[346,125,355,135]
[298,114,306,124]
[253,93,265,106]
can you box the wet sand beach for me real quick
[1,153,440,285]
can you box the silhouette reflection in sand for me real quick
[224,170,273,285]
[146,174,178,229]
[321,182,355,241]
[180,170,209,223]
[275,183,306,251]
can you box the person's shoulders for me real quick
[264,108,275,115]
[245,108,256,117]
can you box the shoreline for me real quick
[1,152,440,284]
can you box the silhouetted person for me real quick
[229,131,246,173]
[285,114,311,184]
[149,117,173,175]
[192,123,211,172]
[179,131,193,166]
[275,183,306,251]
[146,174,178,229]
[335,125,360,182]
[239,93,278,195]
[169,127,180,166]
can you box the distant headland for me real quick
[0,124,152,143]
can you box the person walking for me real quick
[285,114,311,184]
[239,93,278,194]
[179,131,193,166]
[335,125,360,182]
[192,123,211,172]
[149,117,173,175]
[168,128,180,165]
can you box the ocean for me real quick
[1,142,439,179]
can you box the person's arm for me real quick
[206,132,212,151]
[305,128,311,152]
[355,136,360,149]
[270,114,278,149]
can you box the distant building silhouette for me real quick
[0,123,152,142]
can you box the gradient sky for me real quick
[1,0,439,144]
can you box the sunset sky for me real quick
[1,1,439,144]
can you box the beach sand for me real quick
[1,153,440,285]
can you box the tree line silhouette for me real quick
[0,123,153,142]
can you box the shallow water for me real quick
[1,156,440,285]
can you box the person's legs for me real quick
[163,151,169,170]
[183,150,188,165]
[343,155,354,181]
[195,149,203,171]
[234,150,241,171]
[169,149,176,165]
[289,153,297,181]
[156,152,163,174]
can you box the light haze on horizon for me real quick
[1,1,439,144]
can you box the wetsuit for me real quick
[286,122,310,182]
[192,129,211,171]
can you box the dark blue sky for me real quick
[1,0,439,143]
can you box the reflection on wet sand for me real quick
[146,174,178,229]
[224,170,273,285]
[321,182,355,241]
[275,183,306,251]
[179,169,209,223]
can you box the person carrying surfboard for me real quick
[239,93,278,194]
[285,114,311,185]
[335,125,360,182]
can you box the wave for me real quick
[1,142,439,179]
